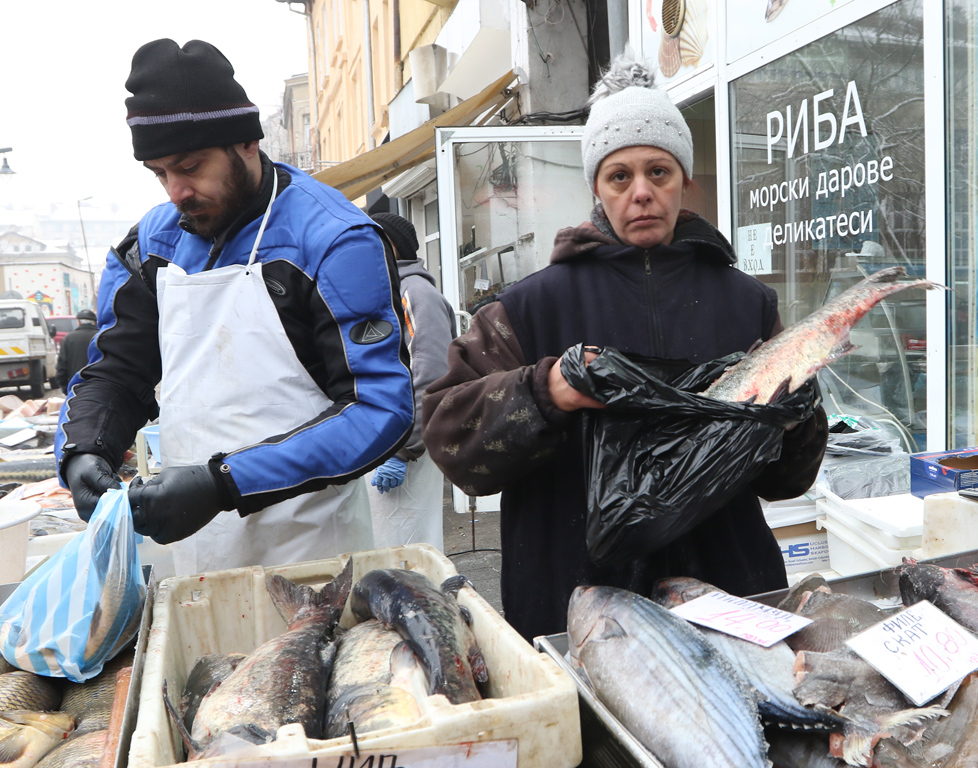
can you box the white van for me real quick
[0,300,58,398]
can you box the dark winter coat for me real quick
[56,323,98,392]
[422,210,828,641]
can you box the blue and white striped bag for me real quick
[0,487,146,682]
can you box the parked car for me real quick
[47,315,79,350]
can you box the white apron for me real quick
[366,451,445,551]
[156,178,373,575]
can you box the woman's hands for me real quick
[548,348,607,412]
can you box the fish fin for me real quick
[768,378,792,403]
[873,705,949,736]
[746,338,765,354]
[162,679,202,760]
[440,575,469,597]
[458,605,473,627]
[953,567,978,588]
[594,616,627,642]
[266,557,354,630]
[469,648,489,684]
[0,731,29,763]
[742,394,758,405]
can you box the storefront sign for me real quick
[846,601,978,706]
[670,591,811,647]
[736,224,773,275]
[205,740,518,768]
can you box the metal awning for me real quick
[313,70,519,201]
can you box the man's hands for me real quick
[128,464,228,545]
[372,457,407,494]
[64,454,122,522]
[548,347,606,412]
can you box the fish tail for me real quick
[440,575,469,597]
[837,706,949,766]
[266,557,354,628]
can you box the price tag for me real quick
[669,591,812,647]
[206,739,518,767]
[846,600,978,706]
[474,278,491,291]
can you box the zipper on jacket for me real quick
[644,250,660,351]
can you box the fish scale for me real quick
[568,586,769,768]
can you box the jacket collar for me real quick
[551,206,737,266]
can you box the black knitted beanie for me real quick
[372,213,420,260]
[125,39,264,161]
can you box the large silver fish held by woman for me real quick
[567,585,768,768]
[703,267,942,404]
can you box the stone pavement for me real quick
[441,482,503,616]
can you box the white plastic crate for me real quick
[128,544,582,768]
[816,514,921,576]
[815,483,923,550]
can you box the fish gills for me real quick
[703,267,942,404]
[179,652,247,735]
[568,585,767,768]
[350,569,486,705]
[34,728,105,768]
[190,559,352,751]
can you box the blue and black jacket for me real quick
[56,153,414,515]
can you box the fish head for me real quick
[898,562,952,605]
[567,586,627,662]
[649,576,717,609]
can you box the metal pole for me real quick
[77,197,95,308]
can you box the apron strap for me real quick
[247,165,279,269]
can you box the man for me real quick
[55,309,98,393]
[55,39,414,575]
[367,213,456,549]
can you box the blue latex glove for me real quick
[371,457,407,494]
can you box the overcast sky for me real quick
[1,0,309,229]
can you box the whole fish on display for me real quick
[0,674,61,713]
[59,652,130,734]
[651,576,846,730]
[792,647,948,766]
[897,558,978,632]
[0,711,75,768]
[350,569,487,705]
[912,671,978,767]
[703,267,942,404]
[33,728,105,768]
[178,653,246,735]
[323,619,428,738]
[567,585,768,768]
[188,559,353,754]
[785,590,897,654]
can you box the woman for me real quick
[422,55,828,641]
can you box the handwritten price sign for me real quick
[669,591,812,647]
[846,600,978,706]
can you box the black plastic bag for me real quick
[560,344,819,567]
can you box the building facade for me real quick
[0,231,95,315]
[282,0,978,457]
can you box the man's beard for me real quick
[178,149,256,239]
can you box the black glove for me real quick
[128,464,229,545]
[64,454,122,522]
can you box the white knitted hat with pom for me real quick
[582,51,693,192]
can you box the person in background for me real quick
[422,53,828,641]
[55,309,98,393]
[55,38,414,575]
[368,212,456,550]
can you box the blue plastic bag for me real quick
[0,487,146,682]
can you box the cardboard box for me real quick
[910,448,978,498]
[772,521,831,574]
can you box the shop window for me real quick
[731,0,925,449]
[948,0,978,447]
